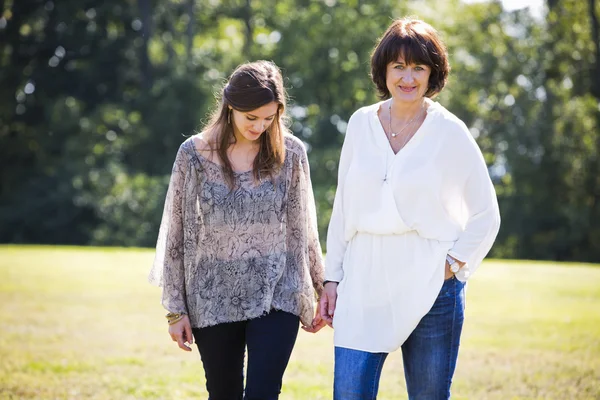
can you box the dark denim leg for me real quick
[334,346,388,400]
[401,276,466,400]
[193,322,246,400]
[244,310,300,400]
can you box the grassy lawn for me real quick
[0,245,599,399]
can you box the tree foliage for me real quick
[1,0,599,261]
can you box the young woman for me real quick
[149,60,325,400]
[319,18,501,399]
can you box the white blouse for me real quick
[325,99,500,353]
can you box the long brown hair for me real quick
[202,60,288,188]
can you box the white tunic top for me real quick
[325,99,501,353]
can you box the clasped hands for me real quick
[171,260,461,351]
[308,256,464,334]
[169,283,339,351]
[302,281,338,334]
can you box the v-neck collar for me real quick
[370,99,439,156]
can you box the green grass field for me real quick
[0,245,599,399]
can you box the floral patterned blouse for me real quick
[149,135,324,328]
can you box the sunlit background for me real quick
[3,0,599,262]
[1,0,599,398]
[466,0,545,18]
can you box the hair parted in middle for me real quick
[203,60,289,188]
[370,17,450,99]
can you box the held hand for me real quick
[168,315,194,352]
[319,282,338,327]
[302,306,327,333]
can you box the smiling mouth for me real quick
[248,130,260,135]
[399,86,416,92]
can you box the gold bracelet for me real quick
[167,315,185,325]
[165,312,185,324]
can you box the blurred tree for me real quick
[1,0,599,262]
[520,0,600,261]
[424,0,600,260]
[0,0,142,243]
[262,0,402,244]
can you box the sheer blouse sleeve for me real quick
[148,144,189,314]
[287,141,325,298]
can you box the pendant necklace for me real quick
[383,101,425,183]
[388,101,424,140]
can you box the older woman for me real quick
[319,18,501,399]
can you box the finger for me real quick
[312,313,322,326]
[329,292,337,314]
[328,298,336,318]
[176,336,192,351]
[302,320,325,333]
[185,323,194,346]
[313,319,327,332]
[319,295,329,320]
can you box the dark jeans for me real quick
[192,310,300,400]
[334,276,466,400]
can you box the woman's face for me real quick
[230,102,279,144]
[385,54,431,104]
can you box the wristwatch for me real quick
[446,255,460,274]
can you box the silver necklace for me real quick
[383,101,425,183]
[388,101,424,140]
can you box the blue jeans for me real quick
[334,276,466,400]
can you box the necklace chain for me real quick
[383,100,425,183]
[388,101,424,147]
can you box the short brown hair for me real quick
[370,17,450,99]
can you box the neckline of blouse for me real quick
[370,98,439,156]
[187,137,254,176]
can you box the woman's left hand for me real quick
[445,257,466,280]
[168,314,194,352]
[301,305,327,333]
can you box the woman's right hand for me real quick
[319,282,338,327]
[168,315,194,352]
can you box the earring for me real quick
[227,109,231,124]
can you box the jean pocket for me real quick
[438,276,458,298]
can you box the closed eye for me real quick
[246,117,275,121]
[246,115,276,121]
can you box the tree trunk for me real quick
[165,8,175,64]
[589,0,600,99]
[186,0,195,59]
[137,0,152,90]
[242,0,252,57]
